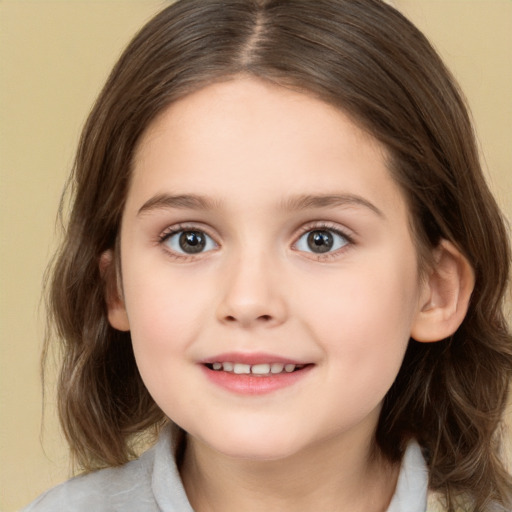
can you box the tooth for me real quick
[284,364,296,373]
[233,363,251,374]
[270,363,284,374]
[212,362,222,370]
[251,364,271,375]
[222,362,234,372]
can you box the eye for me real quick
[295,228,349,254]
[163,229,217,255]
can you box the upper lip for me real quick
[199,352,310,365]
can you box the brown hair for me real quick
[45,0,512,509]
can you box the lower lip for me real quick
[201,365,313,395]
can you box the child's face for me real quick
[112,77,428,460]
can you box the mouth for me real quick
[200,355,314,394]
[204,362,308,375]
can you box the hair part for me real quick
[45,1,512,509]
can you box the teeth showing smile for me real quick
[209,362,304,375]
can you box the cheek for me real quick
[122,267,212,362]
[121,270,209,416]
[300,251,419,378]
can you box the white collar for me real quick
[151,426,428,512]
[386,441,429,512]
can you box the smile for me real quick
[201,355,314,394]
[205,362,306,375]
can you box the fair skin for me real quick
[105,77,474,512]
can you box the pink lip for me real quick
[199,352,314,395]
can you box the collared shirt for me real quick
[23,427,429,512]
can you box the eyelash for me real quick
[293,222,354,260]
[157,222,354,261]
[158,223,218,261]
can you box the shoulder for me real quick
[21,446,158,512]
[21,425,193,512]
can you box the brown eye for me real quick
[295,228,349,255]
[163,229,217,255]
[179,231,206,253]
[307,230,334,253]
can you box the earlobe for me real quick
[411,240,475,343]
[99,250,130,332]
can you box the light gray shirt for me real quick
[23,427,428,511]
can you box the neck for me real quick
[180,428,399,512]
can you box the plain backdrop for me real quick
[1,1,511,510]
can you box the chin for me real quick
[195,428,306,462]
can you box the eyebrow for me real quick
[138,193,219,215]
[281,194,385,218]
[137,192,384,218]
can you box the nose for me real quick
[216,251,288,328]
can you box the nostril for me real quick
[224,314,273,323]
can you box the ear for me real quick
[99,250,130,332]
[411,239,475,343]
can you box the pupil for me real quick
[179,231,206,253]
[307,230,333,253]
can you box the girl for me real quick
[24,0,512,511]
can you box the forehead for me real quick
[129,77,404,216]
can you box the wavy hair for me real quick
[45,1,512,509]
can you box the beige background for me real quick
[1,1,511,510]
